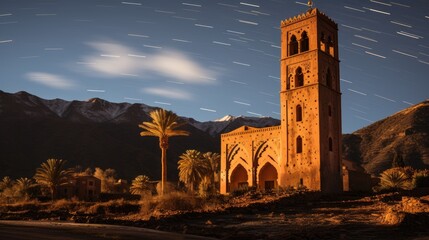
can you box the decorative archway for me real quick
[226,143,251,192]
[258,162,278,191]
[254,139,280,190]
[229,164,249,191]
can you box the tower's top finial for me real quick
[307,0,313,9]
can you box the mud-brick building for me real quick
[58,175,101,201]
[220,7,343,193]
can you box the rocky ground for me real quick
[120,191,429,240]
[1,190,429,240]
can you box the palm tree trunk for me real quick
[51,186,55,202]
[161,145,167,195]
[159,137,169,195]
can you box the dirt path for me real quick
[0,220,216,240]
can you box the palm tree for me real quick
[139,109,189,195]
[15,177,34,200]
[0,176,13,191]
[34,159,71,201]
[130,175,151,195]
[178,150,209,192]
[203,152,221,187]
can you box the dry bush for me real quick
[85,199,140,215]
[86,202,107,215]
[199,194,228,211]
[139,194,156,215]
[106,199,140,214]
[0,199,44,212]
[412,169,429,188]
[377,168,412,192]
[49,198,83,212]
[155,182,176,195]
[155,191,202,212]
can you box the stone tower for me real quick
[278,8,343,192]
[219,8,343,194]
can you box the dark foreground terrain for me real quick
[1,190,429,240]
[0,221,215,240]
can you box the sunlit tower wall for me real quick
[278,9,343,193]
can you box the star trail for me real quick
[0,0,428,133]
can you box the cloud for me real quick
[82,41,217,84]
[147,50,216,84]
[142,87,192,100]
[84,42,141,77]
[26,72,76,89]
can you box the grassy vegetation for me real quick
[375,167,429,192]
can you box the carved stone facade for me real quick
[220,8,343,193]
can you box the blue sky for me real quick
[0,0,428,133]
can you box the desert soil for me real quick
[116,191,429,240]
[1,190,429,240]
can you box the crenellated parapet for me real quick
[221,125,281,137]
[280,8,337,29]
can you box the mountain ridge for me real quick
[342,99,429,174]
[0,90,280,180]
[1,90,428,180]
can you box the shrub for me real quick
[85,199,140,215]
[378,168,412,191]
[231,187,249,197]
[198,176,212,198]
[412,169,429,188]
[106,199,140,214]
[50,199,73,210]
[155,191,201,211]
[155,182,176,195]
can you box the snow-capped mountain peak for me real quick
[215,115,237,122]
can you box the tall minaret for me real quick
[278,8,343,192]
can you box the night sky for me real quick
[1,0,428,133]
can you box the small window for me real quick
[296,105,302,122]
[328,105,332,117]
[89,181,94,186]
[320,32,326,51]
[297,136,303,153]
[300,31,309,52]
[287,75,291,90]
[295,67,304,87]
[327,36,334,56]
[326,68,332,88]
[289,35,298,56]
[329,137,333,152]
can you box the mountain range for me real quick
[1,90,428,180]
[0,90,279,180]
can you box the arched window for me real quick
[296,136,303,153]
[327,36,334,56]
[320,32,326,51]
[300,31,309,52]
[295,67,304,87]
[329,137,333,152]
[289,35,298,56]
[287,74,291,90]
[326,68,332,88]
[296,105,302,122]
